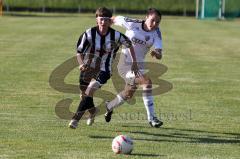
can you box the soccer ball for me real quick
[112,135,133,154]
[125,71,135,85]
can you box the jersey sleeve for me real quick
[118,33,132,48]
[153,28,163,50]
[114,16,141,30]
[76,31,90,54]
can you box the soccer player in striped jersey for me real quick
[105,8,163,128]
[69,7,139,129]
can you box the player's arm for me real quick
[120,34,141,76]
[111,16,140,30]
[76,54,88,71]
[129,46,141,76]
[151,28,163,60]
[76,32,90,71]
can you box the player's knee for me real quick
[123,94,133,100]
[80,86,86,93]
[144,77,152,84]
[142,77,152,87]
[79,80,89,92]
[90,80,101,89]
[80,91,87,99]
[85,80,101,96]
[122,87,136,100]
[126,92,134,99]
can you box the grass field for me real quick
[0,13,240,159]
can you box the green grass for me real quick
[0,13,240,159]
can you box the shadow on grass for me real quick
[122,125,240,138]
[162,127,240,137]
[88,135,165,157]
[90,125,240,144]
[130,153,165,157]
[89,135,188,143]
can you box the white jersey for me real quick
[114,16,163,64]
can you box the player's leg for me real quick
[105,53,138,122]
[70,82,98,128]
[69,71,93,129]
[86,71,111,125]
[79,80,88,99]
[105,83,137,122]
[105,65,138,122]
[106,84,136,111]
[79,68,95,98]
[84,80,102,125]
[137,75,163,128]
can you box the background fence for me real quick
[2,0,240,17]
[3,0,196,15]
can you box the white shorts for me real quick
[117,53,145,85]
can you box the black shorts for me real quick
[79,70,111,88]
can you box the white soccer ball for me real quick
[112,135,133,154]
[125,71,135,85]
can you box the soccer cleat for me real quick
[149,117,163,128]
[104,101,113,122]
[104,111,113,122]
[86,107,99,126]
[68,119,79,129]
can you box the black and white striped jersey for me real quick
[76,26,132,72]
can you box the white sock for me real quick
[107,94,125,111]
[142,87,155,121]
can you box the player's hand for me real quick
[79,64,89,71]
[150,49,162,60]
[131,62,142,77]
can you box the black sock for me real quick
[72,111,84,121]
[77,97,88,112]
[73,96,95,121]
[76,96,94,114]
[85,96,95,110]
[72,97,88,121]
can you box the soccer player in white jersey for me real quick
[105,8,163,128]
[69,7,139,129]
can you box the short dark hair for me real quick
[146,8,162,18]
[95,7,112,18]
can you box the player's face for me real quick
[145,14,161,31]
[96,17,111,34]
